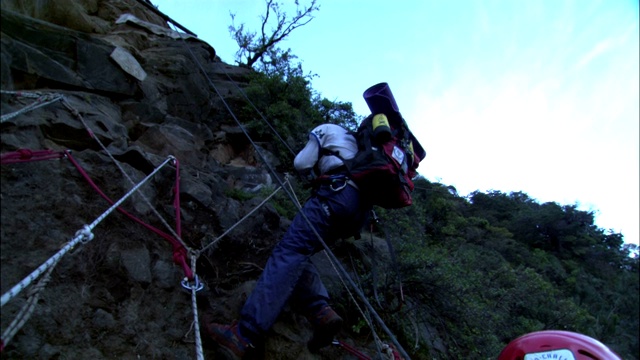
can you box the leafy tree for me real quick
[315,97,361,131]
[237,68,361,172]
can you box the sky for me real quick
[151,0,639,246]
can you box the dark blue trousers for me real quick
[239,183,369,342]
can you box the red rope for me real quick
[169,158,192,278]
[0,149,66,165]
[386,343,405,360]
[173,158,182,242]
[334,340,372,360]
[64,151,193,280]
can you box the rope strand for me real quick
[60,98,191,252]
[200,182,284,253]
[189,254,205,360]
[1,155,175,308]
[1,263,57,346]
[0,92,63,123]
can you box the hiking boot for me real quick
[307,305,343,352]
[202,315,252,359]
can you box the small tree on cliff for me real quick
[229,0,319,71]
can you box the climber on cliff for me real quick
[201,119,370,357]
[200,82,425,358]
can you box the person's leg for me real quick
[287,184,370,351]
[238,193,331,342]
[240,183,368,337]
[290,260,330,315]
[289,260,345,352]
[204,184,369,355]
[203,197,331,357]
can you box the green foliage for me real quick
[351,317,369,335]
[315,98,361,131]
[225,188,254,201]
[226,0,360,173]
[263,180,310,219]
[237,58,361,172]
[390,182,638,359]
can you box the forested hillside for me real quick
[379,182,638,358]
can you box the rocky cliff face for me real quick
[0,1,367,359]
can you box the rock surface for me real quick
[0,1,391,359]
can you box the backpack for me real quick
[321,113,426,209]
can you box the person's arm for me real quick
[294,133,320,179]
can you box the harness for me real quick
[314,148,359,192]
[322,174,358,192]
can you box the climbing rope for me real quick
[325,241,386,358]
[0,155,176,350]
[0,85,184,349]
[369,211,405,314]
[0,87,290,358]
[0,90,63,123]
[1,90,189,262]
[60,97,192,255]
[0,149,66,164]
[64,150,194,280]
[216,64,296,157]
[200,178,285,253]
[1,263,57,348]
[284,174,302,206]
[0,93,193,280]
[332,339,372,360]
[0,225,92,308]
[285,181,392,358]
[1,89,200,355]
[0,90,42,98]
[0,154,175,309]
[188,254,205,360]
[284,182,385,357]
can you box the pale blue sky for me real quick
[152,0,639,246]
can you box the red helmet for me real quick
[498,330,621,360]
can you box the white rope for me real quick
[1,89,205,358]
[1,92,63,122]
[199,182,285,253]
[0,156,175,308]
[1,93,183,248]
[85,155,175,230]
[0,227,92,308]
[189,254,205,360]
[1,262,57,347]
[60,98,192,252]
[283,173,301,205]
[0,89,43,98]
[60,101,207,360]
